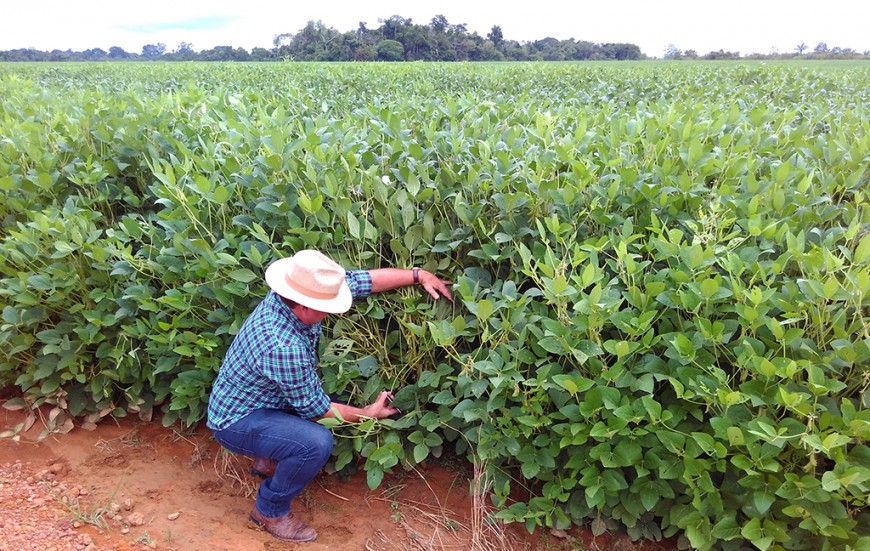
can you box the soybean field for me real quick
[0,61,868,550]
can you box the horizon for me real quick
[2,1,868,60]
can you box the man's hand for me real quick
[418,270,454,303]
[323,391,401,423]
[361,391,401,419]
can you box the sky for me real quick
[2,0,868,59]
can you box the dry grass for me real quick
[365,459,517,551]
[211,448,519,551]
[212,449,258,499]
[469,458,513,551]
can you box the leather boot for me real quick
[250,457,277,479]
[249,507,317,542]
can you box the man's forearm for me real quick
[368,266,453,302]
[317,396,396,423]
[368,268,416,293]
[319,402,370,423]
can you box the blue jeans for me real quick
[212,409,334,517]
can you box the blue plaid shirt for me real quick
[207,270,372,431]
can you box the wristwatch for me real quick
[412,267,420,284]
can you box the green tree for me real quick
[500,40,527,61]
[571,40,595,60]
[108,46,131,59]
[380,15,410,42]
[376,39,405,61]
[273,33,294,59]
[49,49,73,62]
[250,47,272,61]
[402,24,433,61]
[82,48,107,61]
[141,43,166,59]
[355,44,377,61]
[430,14,449,34]
[664,44,682,59]
[479,41,504,61]
[600,42,643,60]
[286,20,342,60]
[172,42,196,61]
[431,34,456,61]
[703,49,740,60]
[487,25,504,47]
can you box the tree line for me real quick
[1,15,642,62]
[664,42,869,60]
[2,15,867,63]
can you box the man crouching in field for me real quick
[206,249,452,542]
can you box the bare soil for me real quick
[1,404,674,551]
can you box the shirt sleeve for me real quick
[262,345,331,419]
[346,270,372,299]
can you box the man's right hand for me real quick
[323,391,400,423]
[362,391,400,419]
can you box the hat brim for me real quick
[264,258,353,314]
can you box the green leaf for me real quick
[521,461,540,479]
[346,212,361,239]
[711,516,740,540]
[214,185,230,203]
[317,417,341,428]
[28,275,53,291]
[413,444,429,463]
[741,517,762,540]
[855,234,870,263]
[228,269,257,283]
[477,299,494,321]
[753,490,775,515]
[639,484,660,511]
[691,432,716,455]
[2,306,19,324]
[2,398,27,411]
[366,466,384,490]
[672,333,695,359]
[727,427,744,446]
[699,278,719,298]
[552,374,577,395]
[334,450,353,470]
[194,174,211,193]
[582,263,596,287]
[353,356,378,377]
[538,337,566,355]
[173,345,195,357]
[215,252,239,266]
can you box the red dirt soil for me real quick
[1,405,674,551]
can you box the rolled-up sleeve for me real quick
[346,270,372,299]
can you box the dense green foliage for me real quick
[0,15,643,62]
[0,62,868,550]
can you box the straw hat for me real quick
[264,250,352,314]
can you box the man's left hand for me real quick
[418,270,454,303]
